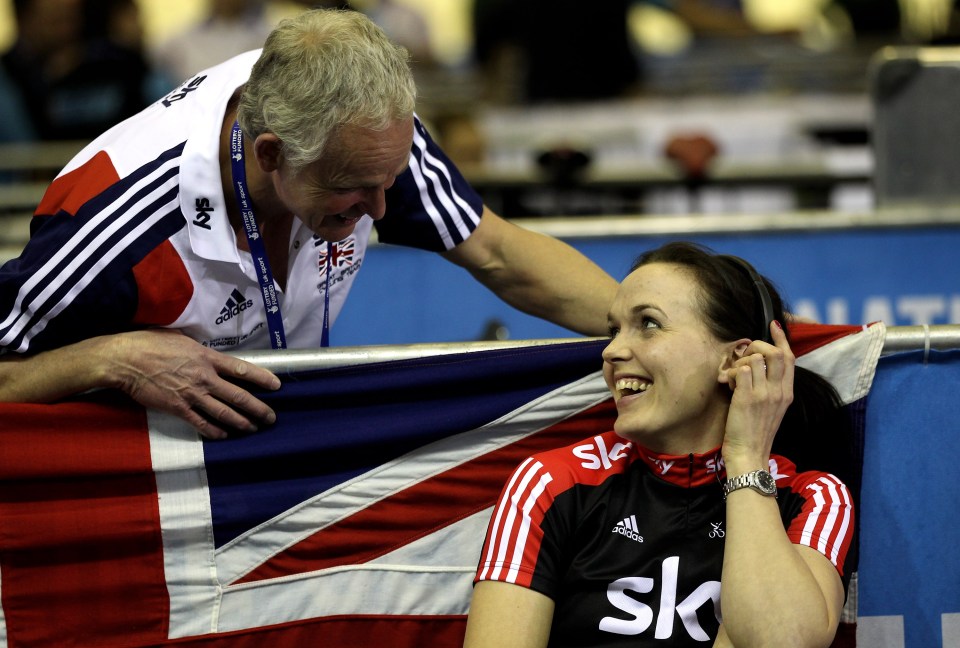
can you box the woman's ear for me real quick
[253,133,283,173]
[717,339,751,384]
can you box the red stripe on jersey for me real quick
[478,458,552,587]
[132,240,194,326]
[36,151,120,217]
[477,430,635,588]
[787,473,854,575]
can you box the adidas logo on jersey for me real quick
[216,289,254,325]
[612,515,644,543]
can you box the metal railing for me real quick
[235,325,960,374]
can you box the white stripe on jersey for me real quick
[409,128,480,249]
[0,157,181,351]
[506,470,553,584]
[489,459,542,581]
[799,475,852,566]
[826,475,853,565]
[479,457,534,581]
[481,458,553,583]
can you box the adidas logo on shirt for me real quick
[612,515,644,543]
[216,288,254,325]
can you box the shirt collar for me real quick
[177,50,262,264]
[633,444,725,488]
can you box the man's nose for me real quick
[360,187,387,220]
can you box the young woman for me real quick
[464,242,855,648]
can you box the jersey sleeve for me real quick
[783,472,856,576]
[375,116,484,252]
[474,453,576,599]
[0,146,189,355]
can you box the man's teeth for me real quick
[616,378,650,395]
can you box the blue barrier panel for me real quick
[333,223,960,346]
[858,350,960,648]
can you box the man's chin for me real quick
[314,218,360,243]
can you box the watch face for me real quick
[757,471,777,493]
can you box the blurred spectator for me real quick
[1,0,158,141]
[671,0,757,38]
[0,65,36,142]
[84,0,174,99]
[363,0,434,65]
[472,0,773,104]
[473,0,640,103]
[150,0,275,84]
[833,0,901,42]
[929,0,960,44]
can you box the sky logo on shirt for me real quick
[193,197,214,230]
[161,75,207,108]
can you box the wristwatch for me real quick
[723,469,777,498]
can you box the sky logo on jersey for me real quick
[161,75,207,108]
[193,197,214,230]
[216,289,254,325]
[600,557,721,641]
[572,435,632,470]
[612,515,644,543]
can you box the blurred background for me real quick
[5,0,958,211]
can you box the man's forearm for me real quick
[444,208,617,336]
[0,336,118,403]
[478,229,616,335]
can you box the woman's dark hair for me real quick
[630,241,856,484]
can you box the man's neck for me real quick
[219,91,293,289]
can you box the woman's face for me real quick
[602,262,736,454]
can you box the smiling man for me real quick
[0,9,616,439]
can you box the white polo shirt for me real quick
[0,51,483,354]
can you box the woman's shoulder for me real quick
[771,453,852,500]
[525,430,637,489]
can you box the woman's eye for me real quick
[641,317,660,330]
[607,325,620,338]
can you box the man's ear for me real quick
[717,339,751,384]
[252,133,283,173]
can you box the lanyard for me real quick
[229,121,332,349]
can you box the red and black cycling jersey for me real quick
[475,430,855,647]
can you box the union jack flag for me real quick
[0,325,883,647]
[317,238,356,276]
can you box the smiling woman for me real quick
[464,241,857,648]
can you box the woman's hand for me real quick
[718,320,795,470]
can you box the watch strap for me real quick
[723,469,777,498]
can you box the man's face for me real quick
[271,117,414,242]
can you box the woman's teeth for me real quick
[615,378,650,396]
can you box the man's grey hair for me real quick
[237,9,417,171]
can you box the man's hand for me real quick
[106,329,282,439]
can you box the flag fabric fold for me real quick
[0,324,884,647]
